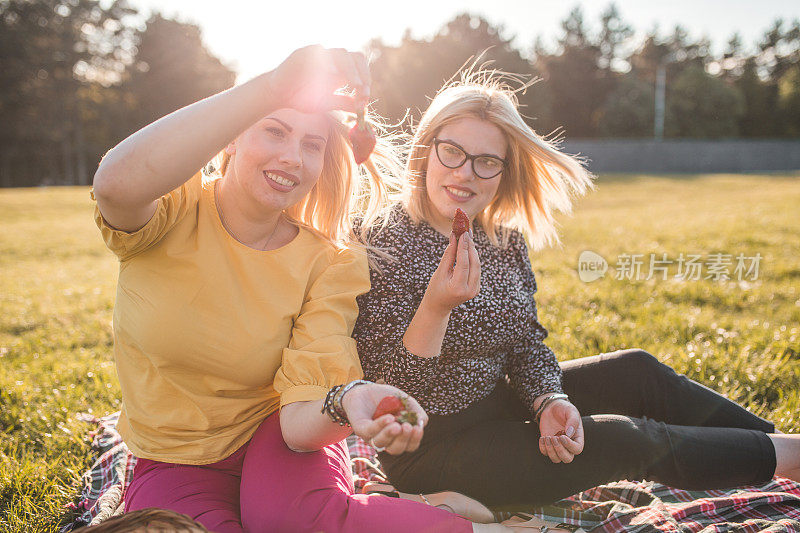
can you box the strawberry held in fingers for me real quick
[452,208,470,238]
[349,107,377,164]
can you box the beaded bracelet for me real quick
[321,380,371,426]
[322,385,346,425]
[534,393,570,423]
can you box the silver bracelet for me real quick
[534,393,570,422]
[333,379,372,424]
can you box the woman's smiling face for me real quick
[228,108,329,213]
[423,116,507,233]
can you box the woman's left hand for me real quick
[538,400,585,463]
[341,383,428,455]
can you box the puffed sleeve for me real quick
[273,246,370,407]
[92,171,203,262]
[505,234,564,413]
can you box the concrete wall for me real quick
[562,139,800,173]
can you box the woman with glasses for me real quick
[351,76,800,513]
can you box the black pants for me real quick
[378,349,777,508]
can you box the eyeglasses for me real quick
[431,138,506,179]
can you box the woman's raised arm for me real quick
[92,45,369,232]
[92,72,279,231]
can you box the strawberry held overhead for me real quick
[349,104,376,164]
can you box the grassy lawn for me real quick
[1,173,799,531]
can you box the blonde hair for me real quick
[403,71,595,250]
[206,109,402,251]
[82,507,208,532]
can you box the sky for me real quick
[126,0,800,83]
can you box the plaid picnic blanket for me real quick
[563,479,800,532]
[63,414,800,532]
[62,412,137,530]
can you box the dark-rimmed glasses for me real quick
[432,138,506,179]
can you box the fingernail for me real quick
[566,426,575,438]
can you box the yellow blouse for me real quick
[93,171,369,464]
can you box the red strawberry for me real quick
[452,208,470,238]
[372,395,420,426]
[372,395,404,420]
[349,107,376,165]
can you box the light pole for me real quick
[654,53,675,141]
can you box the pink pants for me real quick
[125,411,472,533]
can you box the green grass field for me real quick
[1,173,799,531]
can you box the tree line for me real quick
[1,0,798,187]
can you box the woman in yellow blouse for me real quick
[91,46,501,532]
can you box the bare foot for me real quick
[500,515,582,532]
[473,522,579,533]
[363,482,495,523]
[407,490,495,523]
[770,433,800,482]
[473,524,512,532]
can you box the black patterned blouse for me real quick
[352,206,563,416]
